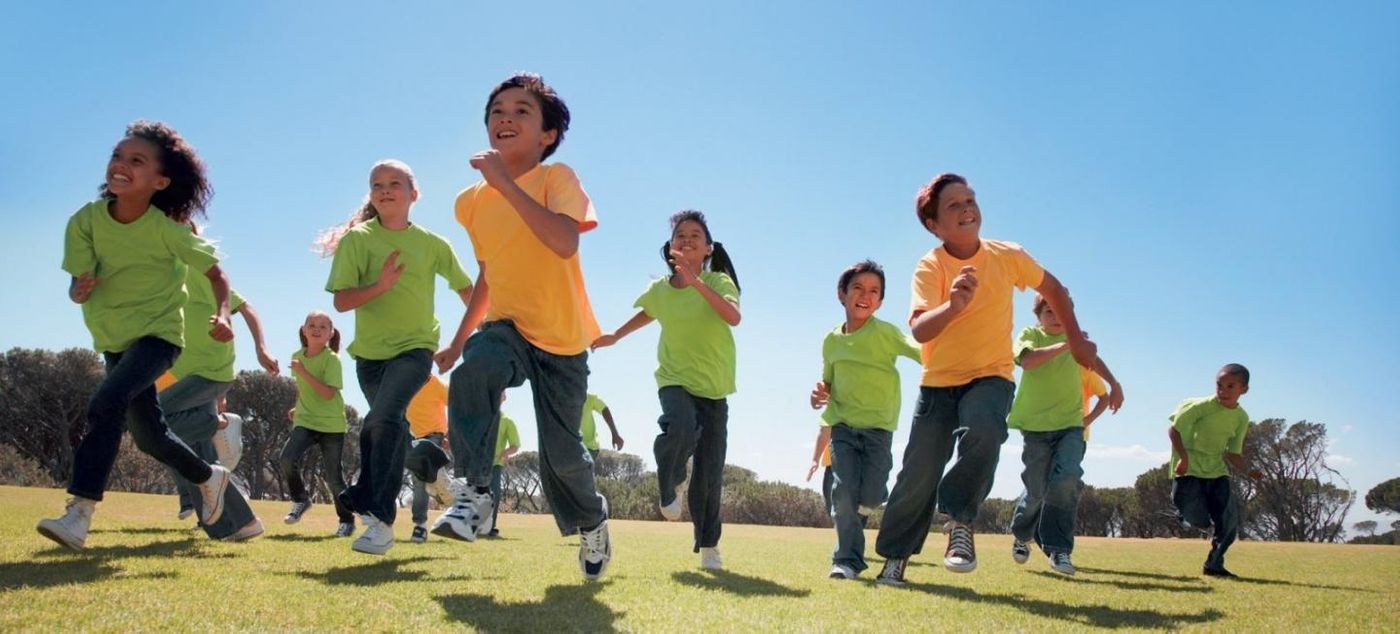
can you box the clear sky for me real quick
[3,2,1397,528]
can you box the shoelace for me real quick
[581,524,608,557]
[884,559,907,579]
[948,525,974,558]
[1052,553,1071,566]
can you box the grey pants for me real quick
[410,432,446,526]
[829,424,893,572]
[655,386,728,552]
[160,374,255,538]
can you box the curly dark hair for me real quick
[99,120,213,224]
[484,73,571,161]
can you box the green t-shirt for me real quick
[61,200,219,353]
[820,317,920,431]
[325,218,472,360]
[170,262,246,382]
[495,414,520,466]
[1169,396,1249,479]
[292,347,346,433]
[1008,327,1084,432]
[580,393,608,450]
[634,271,739,400]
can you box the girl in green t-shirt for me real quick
[280,310,354,536]
[40,121,245,550]
[592,210,741,571]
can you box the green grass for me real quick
[1,485,1397,632]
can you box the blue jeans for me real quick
[410,432,446,526]
[281,426,354,523]
[821,467,834,514]
[341,348,431,525]
[1172,476,1239,569]
[829,424,894,572]
[1010,428,1086,554]
[875,378,1014,559]
[69,337,213,501]
[159,375,230,511]
[447,321,605,535]
[655,386,729,552]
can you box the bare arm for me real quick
[498,181,580,259]
[204,264,234,342]
[910,265,978,343]
[1018,342,1070,370]
[1168,427,1189,476]
[806,426,832,481]
[236,302,280,374]
[600,407,625,450]
[434,274,487,373]
[592,310,656,350]
[291,360,338,401]
[1083,396,1110,426]
[333,251,404,312]
[1093,357,1124,412]
[1035,271,1096,368]
[690,275,741,326]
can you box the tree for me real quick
[1352,520,1378,538]
[1244,419,1352,542]
[1129,464,1197,538]
[225,369,359,502]
[0,347,106,483]
[1364,478,1400,515]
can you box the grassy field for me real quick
[1,485,1396,632]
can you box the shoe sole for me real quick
[1051,567,1076,576]
[352,541,393,555]
[36,522,84,550]
[875,577,905,586]
[431,518,476,542]
[224,522,265,542]
[1013,554,1029,564]
[944,558,977,573]
[201,471,230,525]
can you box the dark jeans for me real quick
[876,377,1014,559]
[281,426,353,523]
[1172,476,1239,569]
[69,337,213,501]
[160,375,255,538]
[447,321,605,535]
[342,348,431,525]
[655,385,729,552]
[1010,428,1086,554]
[829,424,894,572]
[821,467,834,514]
[410,432,446,525]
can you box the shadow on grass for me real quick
[292,555,453,586]
[1076,566,1203,583]
[1027,571,1211,593]
[436,582,622,632]
[5,537,210,591]
[900,582,1225,629]
[1079,565,1373,592]
[88,527,191,536]
[671,569,811,598]
[263,533,338,543]
[1220,576,1375,593]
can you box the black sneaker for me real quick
[284,500,312,525]
[944,521,977,573]
[876,558,908,586]
[1203,566,1238,578]
[411,525,427,543]
[334,521,355,537]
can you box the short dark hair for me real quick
[1220,363,1250,386]
[915,173,969,232]
[838,259,886,300]
[100,120,212,224]
[484,73,571,161]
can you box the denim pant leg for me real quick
[349,349,431,524]
[70,337,212,500]
[1172,477,1213,530]
[279,427,318,503]
[315,431,353,522]
[490,465,503,530]
[821,467,834,515]
[830,425,869,571]
[1205,477,1238,567]
[410,432,443,526]
[858,428,895,508]
[937,377,1014,523]
[159,376,230,510]
[875,387,957,559]
[448,323,529,487]
[688,395,728,551]
[654,387,700,506]
[526,339,606,535]
[1039,429,1086,554]
[1010,431,1053,543]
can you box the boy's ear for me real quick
[837,288,847,306]
[923,217,940,236]
[540,128,559,152]
[1240,384,1250,395]
[410,188,420,203]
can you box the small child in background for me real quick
[280,311,354,537]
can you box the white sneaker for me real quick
[659,484,685,521]
[943,521,977,573]
[700,547,722,571]
[829,563,857,580]
[579,520,611,581]
[352,515,394,555]
[36,497,96,550]
[1048,552,1076,576]
[431,484,491,542]
[196,465,231,525]
[426,468,453,505]
[1012,539,1031,564]
[224,518,264,542]
[177,506,195,521]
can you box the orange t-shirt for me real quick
[1080,366,1107,415]
[910,239,1044,387]
[405,374,448,438]
[455,163,600,355]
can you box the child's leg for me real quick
[1010,432,1053,545]
[115,339,217,487]
[527,342,606,535]
[279,427,317,503]
[351,349,431,525]
[408,432,441,526]
[858,428,895,510]
[1038,429,1086,555]
[830,425,868,571]
[688,396,728,552]
[447,324,528,488]
[821,467,834,515]
[875,386,958,559]
[159,376,229,510]
[314,432,353,523]
[936,377,1014,523]
[654,387,701,507]
[1204,477,1238,569]
[1171,477,1213,530]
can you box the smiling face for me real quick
[1215,369,1249,408]
[105,136,170,201]
[670,219,712,267]
[840,271,884,325]
[487,87,558,165]
[369,163,417,220]
[924,182,981,248]
[301,312,334,348]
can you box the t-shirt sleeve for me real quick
[1228,409,1249,454]
[593,394,609,412]
[505,418,521,448]
[1081,368,1108,396]
[454,188,484,259]
[435,235,474,291]
[1011,328,1039,366]
[545,163,597,232]
[229,287,247,314]
[325,231,364,292]
[634,280,660,318]
[886,321,921,363]
[164,221,219,274]
[909,254,946,321]
[1005,242,1046,291]
[1170,399,1205,439]
[61,207,97,277]
[820,333,836,384]
[324,353,344,390]
[709,272,740,306]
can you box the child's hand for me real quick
[69,273,99,303]
[949,266,978,311]
[668,249,700,287]
[256,348,280,375]
[470,150,512,191]
[216,413,229,431]
[1174,456,1189,477]
[377,251,405,290]
[810,381,830,409]
[591,334,619,351]
[289,357,305,375]
[611,432,625,451]
[806,461,819,482]
[1068,336,1098,370]
[208,315,235,342]
[433,344,463,374]
[1107,381,1125,413]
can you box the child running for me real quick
[580,392,625,466]
[809,260,921,580]
[405,374,450,543]
[431,73,612,581]
[874,173,1100,585]
[321,159,475,555]
[40,121,242,548]
[1168,364,1262,578]
[280,310,355,537]
[593,210,741,571]
[1007,294,1122,575]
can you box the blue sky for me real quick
[2,2,1397,528]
